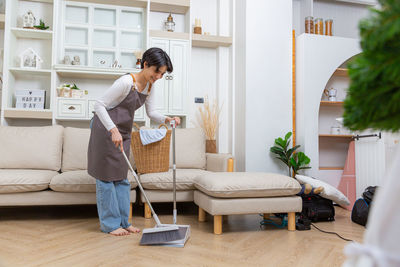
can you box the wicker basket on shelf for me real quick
[130,123,171,174]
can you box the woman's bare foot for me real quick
[125,225,141,233]
[109,227,130,236]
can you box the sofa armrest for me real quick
[206,153,234,172]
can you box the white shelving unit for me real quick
[296,33,361,186]
[293,0,378,38]
[0,0,234,132]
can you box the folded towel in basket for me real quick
[139,129,167,145]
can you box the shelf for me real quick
[67,0,147,8]
[56,117,91,121]
[11,28,53,40]
[334,0,377,6]
[192,34,232,48]
[3,108,52,119]
[320,101,344,106]
[150,0,190,14]
[149,30,189,40]
[9,67,52,76]
[333,68,348,77]
[0,14,5,29]
[319,167,344,170]
[54,65,140,79]
[319,134,353,138]
[22,0,54,3]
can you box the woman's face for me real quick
[143,63,167,83]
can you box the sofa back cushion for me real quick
[0,125,63,171]
[169,128,206,169]
[62,127,91,172]
[62,127,137,172]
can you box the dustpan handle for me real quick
[170,120,177,224]
[121,150,163,227]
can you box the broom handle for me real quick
[121,150,163,227]
[171,120,177,224]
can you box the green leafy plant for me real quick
[270,132,311,177]
[33,19,49,30]
[343,0,400,132]
[71,83,80,90]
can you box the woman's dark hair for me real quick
[141,47,173,73]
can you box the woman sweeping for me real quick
[87,47,180,236]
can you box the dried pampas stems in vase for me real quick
[195,96,222,153]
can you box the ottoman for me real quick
[193,172,302,234]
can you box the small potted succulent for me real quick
[57,83,87,98]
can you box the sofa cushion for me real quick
[140,169,211,190]
[0,125,63,171]
[62,127,90,172]
[169,128,206,170]
[0,169,57,193]
[62,127,137,172]
[194,172,302,198]
[50,170,138,193]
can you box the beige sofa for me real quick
[0,126,137,211]
[137,128,234,218]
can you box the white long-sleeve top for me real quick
[94,74,166,131]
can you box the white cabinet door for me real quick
[168,40,188,114]
[150,38,169,114]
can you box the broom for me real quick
[121,150,181,245]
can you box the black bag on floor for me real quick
[301,195,335,222]
[351,186,378,226]
[351,198,369,226]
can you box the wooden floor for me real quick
[0,204,364,267]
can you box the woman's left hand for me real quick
[165,116,181,126]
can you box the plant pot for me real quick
[206,140,217,153]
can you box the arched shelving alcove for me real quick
[296,34,361,185]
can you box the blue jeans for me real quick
[96,178,132,233]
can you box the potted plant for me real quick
[57,83,87,98]
[270,132,311,177]
[195,96,222,153]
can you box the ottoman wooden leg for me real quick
[214,215,222,235]
[199,207,206,222]
[227,158,234,172]
[144,203,152,219]
[288,212,296,231]
[129,203,133,223]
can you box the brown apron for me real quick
[87,73,151,181]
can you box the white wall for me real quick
[188,0,233,155]
[188,0,218,130]
[234,0,246,171]
[235,0,293,173]
[188,48,217,127]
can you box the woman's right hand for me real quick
[110,127,123,152]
